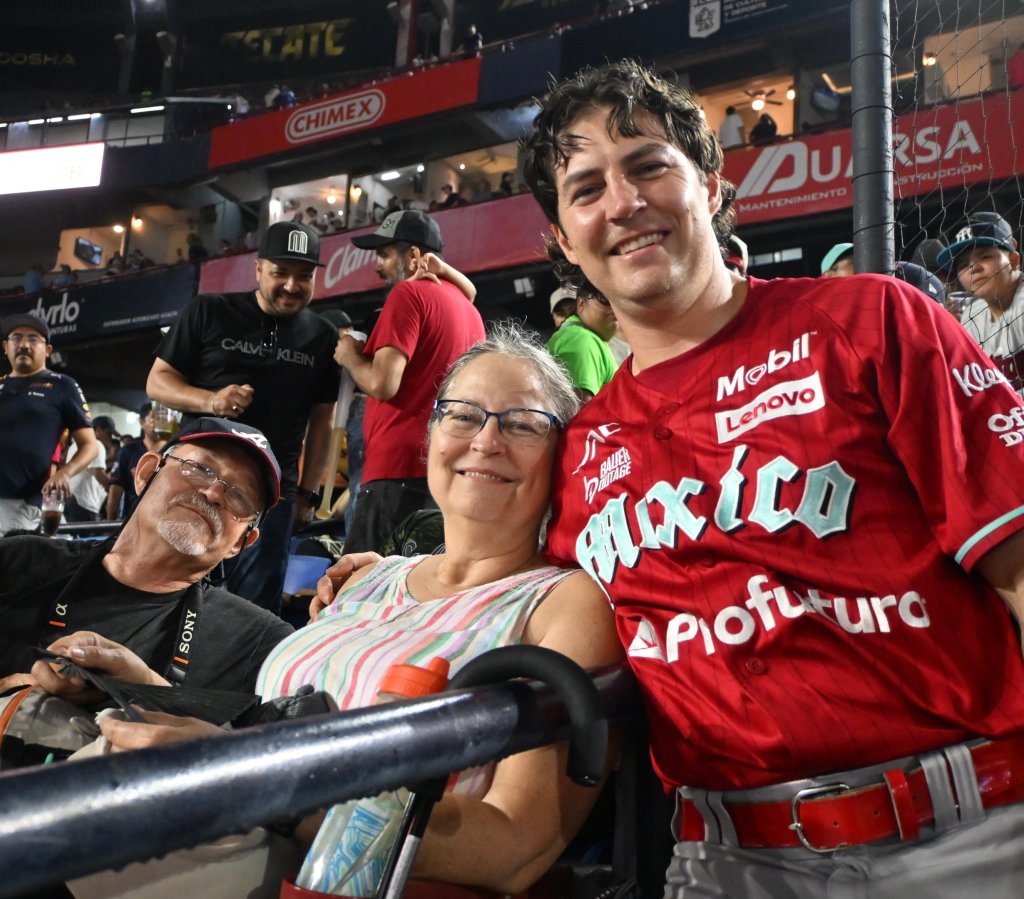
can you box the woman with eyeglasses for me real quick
[84,323,621,897]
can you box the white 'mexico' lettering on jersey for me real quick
[575,449,855,585]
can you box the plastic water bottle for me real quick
[289,657,450,897]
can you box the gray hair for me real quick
[434,320,580,427]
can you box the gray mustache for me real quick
[169,491,224,537]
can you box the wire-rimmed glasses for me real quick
[161,453,261,521]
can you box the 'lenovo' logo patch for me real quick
[715,372,825,443]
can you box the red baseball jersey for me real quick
[546,274,1024,791]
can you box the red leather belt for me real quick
[678,735,1024,852]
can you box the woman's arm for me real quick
[413,571,623,893]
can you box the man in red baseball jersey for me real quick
[523,60,1024,897]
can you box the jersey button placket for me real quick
[744,658,768,675]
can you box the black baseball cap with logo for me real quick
[162,417,282,511]
[258,221,324,267]
[351,210,443,254]
[936,212,1019,272]
[892,261,946,304]
[2,313,49,340]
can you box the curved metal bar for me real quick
[0,664,636,898]
[374,646,611,899]
[447,644,608,786]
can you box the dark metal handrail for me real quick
[0,663,636,897]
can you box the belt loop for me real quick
[680,788,724,843]
[920,750,959,831]
[944,743,984,825]
[705,791,740,846]
[883,769,920,841]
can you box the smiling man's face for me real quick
[136,442,262,563]
[552,107,723,315]
[254,257,317,317]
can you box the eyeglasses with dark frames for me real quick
[432,399,562,445]
[160,453,261,521]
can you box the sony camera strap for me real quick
[43,538,203,686]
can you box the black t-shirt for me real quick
[155,292,340,496]
[0,537,293,694]
[0,370,92,502]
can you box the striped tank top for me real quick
[257,555,575,790]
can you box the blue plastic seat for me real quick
[282,554,331,597]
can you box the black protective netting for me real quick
[891,1,1023,386]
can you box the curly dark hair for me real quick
[521,60,737,291]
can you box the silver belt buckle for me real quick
[789,782,851,853]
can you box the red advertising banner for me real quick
[208,58,482,169]
[198,192,552,299]
[200,90,1024,298]
[724,90,1023,225]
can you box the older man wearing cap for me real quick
[938,211,1024,394]
[147,221,340,613]
[0,313,97,536]
[0,417,293,695]
[335,210,484,553]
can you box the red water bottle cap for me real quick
[378,656,450,698]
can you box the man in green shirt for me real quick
[546,287,619,400]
